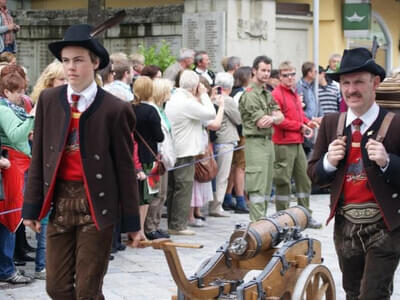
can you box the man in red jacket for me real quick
[271,61,321,228]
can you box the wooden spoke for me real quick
[292,264,336,300]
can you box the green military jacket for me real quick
[238,82,280,137]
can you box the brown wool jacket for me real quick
[22,85,140,232]
[307,108,400,231]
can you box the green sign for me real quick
[343,3,371,30]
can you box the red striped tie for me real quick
[352,118,363,143]
[71,94,80,112]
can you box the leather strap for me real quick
[135,130,158,160]
[336,112,347,138]
[376,112,395,143]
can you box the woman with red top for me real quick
[0,72,34,284]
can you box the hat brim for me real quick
[327,60,386,83]
[48,39,109,70]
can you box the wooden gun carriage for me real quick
[144,206,335,300]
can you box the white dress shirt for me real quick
[67,81,98,112]
[323,102,381,172]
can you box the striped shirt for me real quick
[318,83,341,115]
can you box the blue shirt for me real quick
[296,78,322,119]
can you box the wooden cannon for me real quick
[143,206,335,300]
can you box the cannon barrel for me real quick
[228,205,310,259]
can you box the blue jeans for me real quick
[0,223,15,279]
[2,44,15,53]
[35,223,47,272]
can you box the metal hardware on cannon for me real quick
[144,206,335,300]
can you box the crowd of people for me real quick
[0,4,399,298]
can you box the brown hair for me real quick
[113,59,131,80]
[301,61,315,78]
[0,73,25,97]
[141,65,162,79]
[1,65,27,90]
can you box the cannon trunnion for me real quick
[149,206,336,300]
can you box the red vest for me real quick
[57,110,84,181]
[342,142,376,205]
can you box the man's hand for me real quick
[7,23,18,32]
[301,124,314,138]
[366,138,389,168]
[307,118,320,129]
[256,115,274,128]
[23,219,41,233]
[272,111,284,125]
[327,136,347,167]
[126,230,145,248]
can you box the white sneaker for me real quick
[188,219,206,227]
[34,269,46,280]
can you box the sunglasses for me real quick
[281,72,296,78]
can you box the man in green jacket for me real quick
[239,55,283,221]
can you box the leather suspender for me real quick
[336,111,395,142]
[376,112,395,143]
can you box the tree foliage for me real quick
[138,40,176,72]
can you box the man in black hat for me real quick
[308,47,400,299]
[22,24,141,299]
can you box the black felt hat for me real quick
[327,47,385,82]
[48,24,109,70]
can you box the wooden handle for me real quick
[139,240,203,249]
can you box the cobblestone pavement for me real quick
[0,194,399,299]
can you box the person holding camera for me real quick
[165,70,216,235]
[208,72,243,217]
[271,61,321,229]
[0,0,19,54]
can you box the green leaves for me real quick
[138,40,176,72]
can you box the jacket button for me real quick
[94,154,100,160]
[46,163,50,168]
[398,209,400,214]
[99,192,105,197]
[49,146,54,151]
[392,193,398,199]
[44,182,49,187]
[96,173,103,180]
[102,209,108,215]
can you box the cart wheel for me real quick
[292,264,336,300]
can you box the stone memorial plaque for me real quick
[182,11,225,71]
[104,35,181,58]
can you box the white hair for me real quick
[179,48,195,61]
[215,72,234,90]
[179,70,199,90]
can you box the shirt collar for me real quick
[195,67,206,74]
[67,81,98,112]
[113,80,131,90]
[346,102,379,134]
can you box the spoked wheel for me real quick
[292,264,336,300]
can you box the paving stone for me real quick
[0,194,398,299]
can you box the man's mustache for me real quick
[346,92,362,98]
